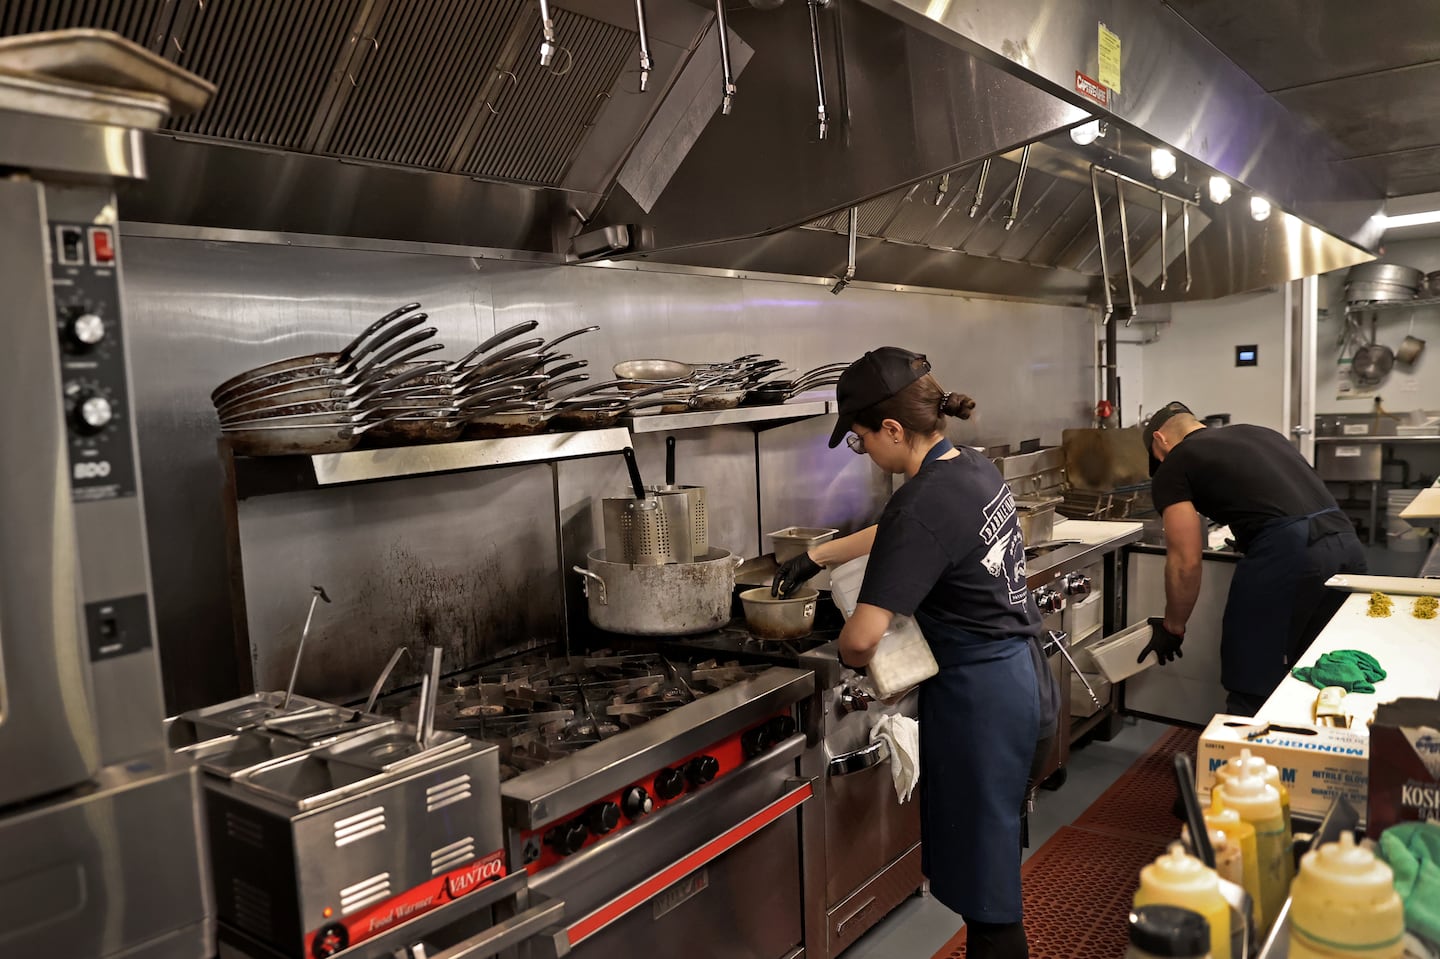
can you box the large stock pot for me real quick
[573,548,740,635]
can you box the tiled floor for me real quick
[842,717,1170,959]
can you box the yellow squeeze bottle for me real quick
[1216,772,1289,935]
[1289,832,1404,959]
[1134,843,1232,959]
[1205,798,1263,929]
[1216,748,1292,847]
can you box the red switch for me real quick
[89,227,115,264]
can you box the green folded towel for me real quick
[1378,821,1440,943]
[1291,649,1388,693]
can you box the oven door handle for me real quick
[402,897,569,959]
[828,738,889,777]
[565,776,815,947]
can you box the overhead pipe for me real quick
[537,0,557,66]
[634,0,653,92]
[716,0,736,114]
[807,0,830,139]
[968,158,991,218]
[1113,173,1137,325]
[1089,165,1114,325]
[1002,143,1031,231]
[831,206,858,294]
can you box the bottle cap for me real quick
[1129,905,1211,957]
[1218,770,1277,802]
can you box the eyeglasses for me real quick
[846,433,866,455]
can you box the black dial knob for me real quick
[543,819,589,856]
[584,801,621,836]
[741,726,772,759]
[653,767,685,801]
[1062,573,1092,597]
[766,715,797,742]
[621,786,653,819]
[685,755,719,788]
[62,309,107,353]
[68,388,114,435]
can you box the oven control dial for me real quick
[65,381,115,435]
[653,767,685,800]
[584,801,621,836]
[621,786,653,819]
[685,755,719,788]
[543,819,589,856]
[766,715,797,742]
[61,307,107,353]
[741,726,772,759]
[1062,572,1092,597]
[1032,586,1064,616]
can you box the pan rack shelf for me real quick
[623,399,833,434]
[1344,295,1440,315]
[227,427,632,498]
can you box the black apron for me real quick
[909,440,1054,922]
[1220,507,1366,699]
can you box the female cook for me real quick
[772,347,1057,959]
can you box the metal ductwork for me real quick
[1,0,1383,304]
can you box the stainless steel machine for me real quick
[0,32,214,959]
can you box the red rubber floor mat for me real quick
[933,726,1200,959]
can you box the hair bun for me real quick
[942,392,976,420]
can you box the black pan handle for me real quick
[475,319,541,358]
[666,435,676,485]
[622,447,647,500]
[336,302,421,363]
[1173,753,1216,868]
[340,312,427,373]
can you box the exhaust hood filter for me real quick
[1,0,171,50]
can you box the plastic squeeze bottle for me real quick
[1216,748,1292,841]
[1289,832,1404,959]
[1134,843,1231,959]
[1215,771,1289,934]
[1205,798,1263,929]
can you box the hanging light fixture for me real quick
[1150,148,1177,180]
[1208,175,1232,204]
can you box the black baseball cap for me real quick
[827,347,932,448]
[1142,401,1193,477]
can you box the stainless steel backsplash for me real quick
[121,236,1095,710]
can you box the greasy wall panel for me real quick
[237,464,560,701]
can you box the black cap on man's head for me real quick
[1142,401,1193,477]
[827,347,932,448]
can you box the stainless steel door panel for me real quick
[826,842,923,956]
[566,805,804,959]
[0,177,100,803]
[1123,548,1234,725]
[0,753,211,958]
[823,756,921,907]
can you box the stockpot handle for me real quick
[572,566,607,605]
[828,738,889,777]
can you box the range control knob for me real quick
[1032,586,1063,616]
[584,801,621,836]
[741,726,772,759]
[653,767,685,801]
[543,819,588,857]
[766,715,797,742]
[621,786,653,819]
[1062,572,1092,597]
[685,755,719,788]
[68,387,114,435]
[62,309,107,353]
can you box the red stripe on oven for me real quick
[567,782,812,946]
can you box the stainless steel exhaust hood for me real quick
[4,0,1381,304]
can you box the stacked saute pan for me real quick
[609,357,847,410]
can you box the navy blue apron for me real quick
[1220,506,1366,700]
[906,441,1052,923]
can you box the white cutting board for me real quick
[1325,573,1440,596]
[1051,519,1144,545]
[1400,487,1440,527]
[1257,591,1440,729]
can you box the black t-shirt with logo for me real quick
[857,448,1041,639]
[1150,424,1347,550]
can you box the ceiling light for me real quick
[1208,176,1231,205]
[1250,196,1272,221]
[1150,148,1177,180]
[1379,210,1440,229]
[1070,119,1104,146]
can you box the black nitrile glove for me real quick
[772,553,823,597]
[1138,616,1185,665]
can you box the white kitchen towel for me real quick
[870,713,920,803]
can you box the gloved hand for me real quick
[772,553,823,597]
[1138,616,1185,665]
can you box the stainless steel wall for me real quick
[121,236,1096,710]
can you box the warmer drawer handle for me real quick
[419,898,567,959]
[828,739,889,777]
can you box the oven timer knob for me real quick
[584,801,621,836]
[65,383,115,435]
[621,786,653,819]
[653,766,685,800]
[543,819,589,857]
[685,755,719,788]
[60,307,107,353]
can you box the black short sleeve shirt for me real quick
[857,449,1041,639]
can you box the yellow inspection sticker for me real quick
[1098,22,1121,94]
